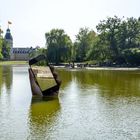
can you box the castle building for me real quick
[4,28,36,60]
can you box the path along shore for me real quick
[0,61,140,71]
[85,67,140,71]
[54,65,140,71]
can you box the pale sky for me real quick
[0,0,140,47]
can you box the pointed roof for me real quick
[5,28,13,40]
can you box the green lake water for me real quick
[0,65,140,140]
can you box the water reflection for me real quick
[28,97,60,139]
[0,65,140,139]
[57,69,140,139]
[58,69,140,98]
[0,66,13,93]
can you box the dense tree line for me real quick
[45,29,72,64]
[0,36,10,60]
[44,16,140,66]
[94,16,140,66]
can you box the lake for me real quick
[0,65,140,140]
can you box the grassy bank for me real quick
[0,61,28,65]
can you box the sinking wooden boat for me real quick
[29,55,61,97]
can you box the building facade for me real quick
[4,28,36,60]
[11,47,36,60]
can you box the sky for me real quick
[0,0,140,48]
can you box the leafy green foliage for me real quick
[0,28,10,60]
[122,48,140,65]
[0,38,3,60]
[75,27,96,62]
[29,47,47,59]
[92,16,140,65]
[44,16,140,66]
[2,40,10,60]
[45,29,72,64]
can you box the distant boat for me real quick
[29,55,61,97]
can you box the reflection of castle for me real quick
[4,28,36,60]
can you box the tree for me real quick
[45,29,72,64]
[86,35,110,63]
[96,16,121,62]
[75,27,96,62]
[122,48,140,65]
[0,38,3,60]
[29,47,47,59]
[0,28,4,60]
[125,17,140,48]
[95,16,140,65]
[0,26,10,60]
[1,39,10,60]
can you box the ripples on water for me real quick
[0,66,140,140]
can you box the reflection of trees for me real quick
[56,69,73,89]
[0,66,13,92]
[28,97,60,139]
[97,71,140,98]
[58,69,140,98]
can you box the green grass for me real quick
[0,61,28,65]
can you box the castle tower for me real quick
[4,28,13,59]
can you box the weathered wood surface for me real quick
[32,66,54,78]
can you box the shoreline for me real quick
[0,61,28,65]
[0,61,140,71]
[55,65,140,71]
[85,67,140,71]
